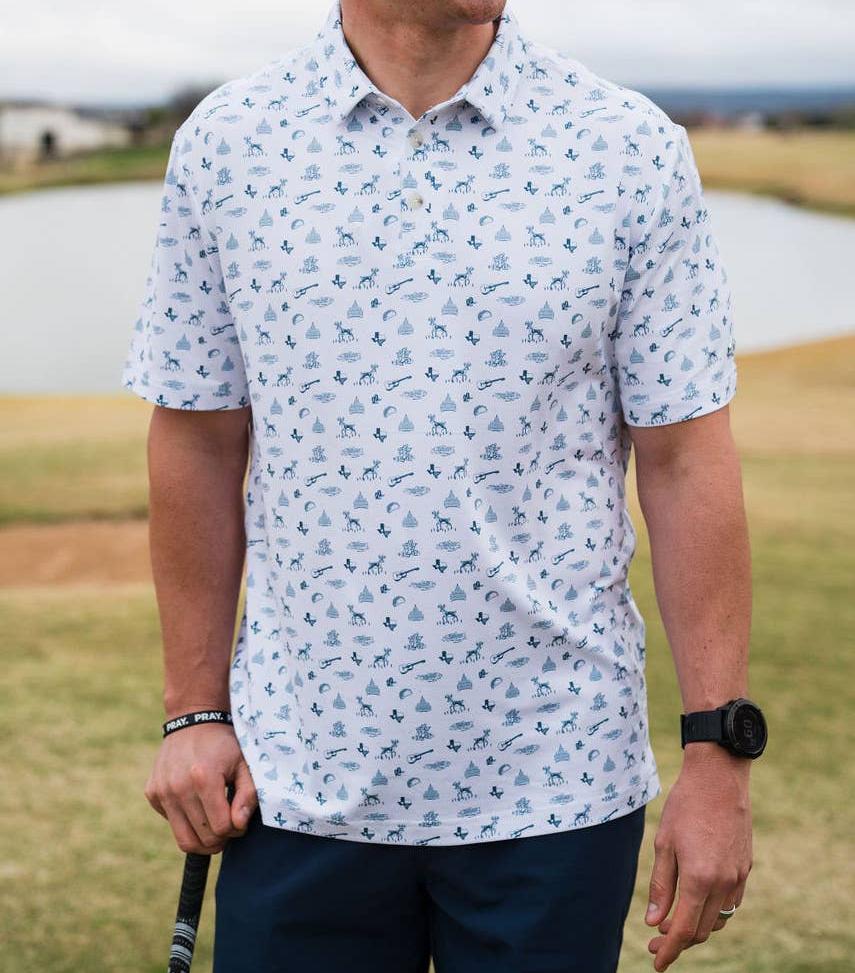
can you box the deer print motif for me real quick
[121,0,735,848]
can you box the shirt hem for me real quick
[622,369,737,428]
[254,769,662,846]
[120,366,250,411]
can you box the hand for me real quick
[144,721,258,855]
[645,745,753,971]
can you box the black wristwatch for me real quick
[680,697,767,759]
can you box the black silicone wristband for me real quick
[162,710,233,737]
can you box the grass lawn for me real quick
[687,128,855,219]
[0,143,172,197]
[0,395,150,525]
[1,335,853,971]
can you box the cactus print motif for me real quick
[122,0,737,844]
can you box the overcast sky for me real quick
[5,0,855,107]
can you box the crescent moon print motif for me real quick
[123,0,737,844]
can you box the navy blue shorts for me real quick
[213,805,646,973]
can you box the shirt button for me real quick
[407,129,424,149]
[406,191,424,210]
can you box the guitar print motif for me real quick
[122,0,737,844]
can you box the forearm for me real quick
[147,408,250,719]
[635,423,752,722]
[634,414,755,967]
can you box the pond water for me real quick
[0,182,852,393]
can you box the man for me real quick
[122,1,768,970]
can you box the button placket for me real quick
[400,126,430,260]
[405,127,425,211]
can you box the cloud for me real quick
[2,0,854,106]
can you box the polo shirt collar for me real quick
[314,0,525,129]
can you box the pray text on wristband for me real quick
[162,709,233,737]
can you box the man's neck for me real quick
[339,0,503,120]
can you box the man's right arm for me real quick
[142,404,258,855]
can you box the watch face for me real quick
[726,699,767,757]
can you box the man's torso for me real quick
[179,1,668,844]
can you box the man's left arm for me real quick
[631,404,753,973]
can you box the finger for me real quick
[659,904,730,937]
[190,763,241,841]
[646,835,678,926]
[144,778,166,817]
[160,796,215,855]
[710,883,742,933]
[651,885,707,972]
[182,792,227,851]
[229,759,258,831]
[694,888,731,945]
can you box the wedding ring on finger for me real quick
[719,904,738,918]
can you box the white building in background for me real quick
[0,100,132,166]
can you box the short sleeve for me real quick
[120,123,250,411]
[610,121,737,427]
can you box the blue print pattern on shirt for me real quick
[122,0,737,844]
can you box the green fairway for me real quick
[0,335,853,971]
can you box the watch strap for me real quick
[680,708,726,748]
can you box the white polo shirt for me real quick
[122,0,737,844]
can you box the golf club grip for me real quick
[167,851,211,973]
[165,783,236,970]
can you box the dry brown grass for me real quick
[687,127,855,218]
